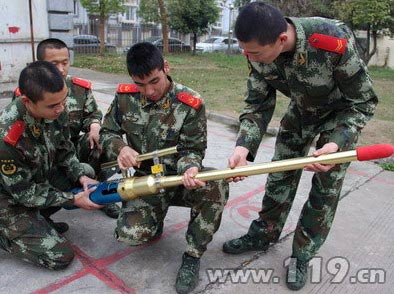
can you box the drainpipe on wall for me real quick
[28,0,36,62]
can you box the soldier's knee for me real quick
[40,240,75,270]
[115,224,161,246]
[204,179,229,205]
[80,162,95,178]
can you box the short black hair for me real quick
[36,38,69,61]
[18,61,65,103]
[235,2,287,46]
[126,42,164,79]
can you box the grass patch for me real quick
[380,162,394,171]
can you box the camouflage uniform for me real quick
[236,18,378,262]
[0,99,89,269]
[100,79,229,258]
[13,76,103,170]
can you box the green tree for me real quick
[333,0,394,63]
[234,0,334,17]
[167,0,219,53]
[139,0,170,53]
[233,0,251,8]
[80,0,124,54]
[268,0,335,18]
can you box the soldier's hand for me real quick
[182,166,205,190]
[227,146,249,182]
[79,175,99,190]
[304,142,339,172]
[73,186,103,210]
[89,122,101,150]
[118,146,141,170]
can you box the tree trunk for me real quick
[158,0,169,54]
[193,32,197,54]
[99,15,106,55]
[366,30,378,64]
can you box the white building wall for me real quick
[368,36,394,69]
[0,0,49,90]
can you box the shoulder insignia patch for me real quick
[4,120,25,146]
[72,77,92,89]
[308,33,348,54]
[117,83,140,94]
[177,92,202,109]
[14,87,21,97]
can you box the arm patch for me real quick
[309,33,348,54]
[177,92,202,109]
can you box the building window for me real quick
[73,0,79,16]
[125,6,137,22]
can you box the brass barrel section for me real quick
[117,150,357,200]
[101,146,178,170]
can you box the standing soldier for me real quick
[222,2,378,290]
[13,38,120,219]
[0,61,102,269]
[100,42,229,294]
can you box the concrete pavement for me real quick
[0,67,393,294]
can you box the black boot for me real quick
[223,219,271,254]
[286,256,309,291]
[175,253,200,294]
[45,217,69,234]
[40,207,69,234]
[100,203,120,219]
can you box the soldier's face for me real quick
[22,85,68,120]
[132,62,171,101]
[43,48,70,78]
[240,38,284,64]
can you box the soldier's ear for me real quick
[20,95,31,107]
[163,61,170,75]
[278,32,288,45]
[20,96,37,109]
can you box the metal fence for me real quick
[73,20,194,54]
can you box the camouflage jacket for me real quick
[100,79,207,175]
[65,75,102,142]
[0,99,86,209]
[237,17,378,161]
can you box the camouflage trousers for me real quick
[74,133,115,181]
[115,168,229,258]
[0,163,94,269]
[248,106,357,262]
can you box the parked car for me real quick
[73,35,116,54]
[196,36,241,53]
[145,37,191,53]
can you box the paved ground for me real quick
[0,68,393,294]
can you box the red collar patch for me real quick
[14,87,21,97]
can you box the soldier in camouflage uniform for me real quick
[0,61,102,269]
[13,38,120,219]
[222,2,378,290]
[100,43,229,294]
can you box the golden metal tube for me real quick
[101,146,178,170]
[117,150,358,201]
[136,146,178,161]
